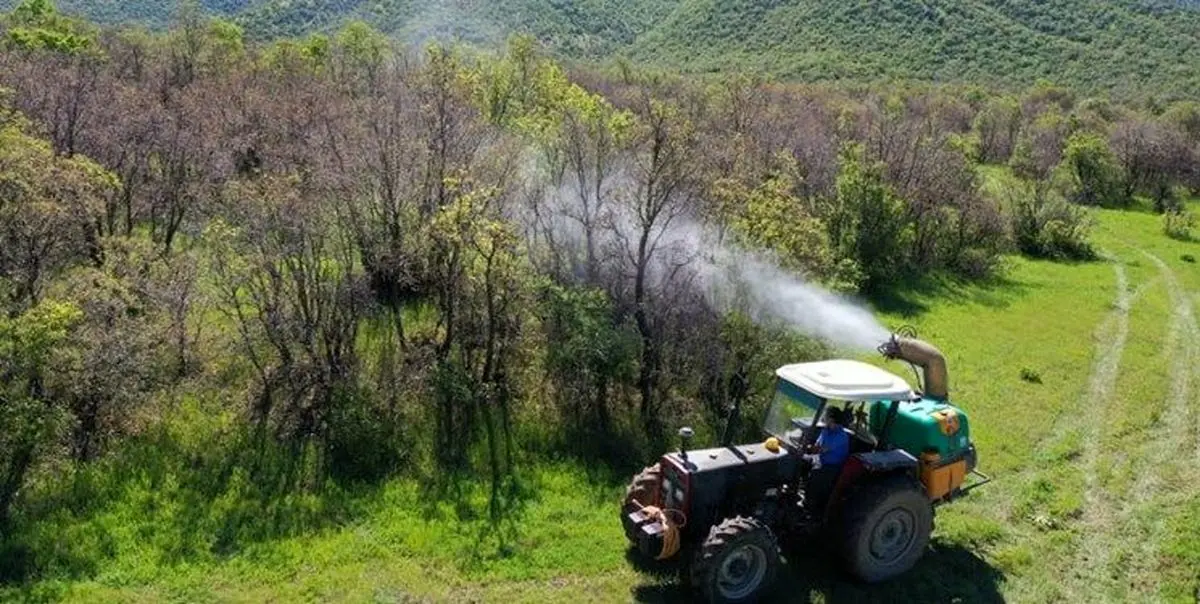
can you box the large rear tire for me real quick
[840,474,933,583]
[624,463,663,507]
[623,463,663,544]
[690,516,781,604]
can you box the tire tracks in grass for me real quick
[1064,253,1131,602]
[1134,250,1197,488]
[1117,250,1200,599]
[1067,248,1199,601]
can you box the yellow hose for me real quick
[640,505,683,560]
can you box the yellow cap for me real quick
[764,437,781,453]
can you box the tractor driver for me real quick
[805,406,850,514]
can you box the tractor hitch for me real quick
[936,468,993,507]
[960,468,993,495]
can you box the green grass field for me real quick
[10,197,1200,604]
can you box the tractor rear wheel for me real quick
[840,474,932,583]
[623,463,663,545]
[690,516,781,604]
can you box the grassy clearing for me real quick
[11,198,1200,603]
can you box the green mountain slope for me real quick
[235,0,680,56]
[2,0,1197,95]
[0,0,259,28]
[627,0,1200,97]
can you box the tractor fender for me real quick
[854,449,920,473]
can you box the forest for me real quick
[0,0,1198,98]
[1,0,1200,599]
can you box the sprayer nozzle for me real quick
[878,326,919,359]
[878,337,901,359]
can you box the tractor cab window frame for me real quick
[763,378,910,451]
[763,377,827,449]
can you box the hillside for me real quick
[3,0,1198,96]
[0,0,257,28]
[626,0,1200,98]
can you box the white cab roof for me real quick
[775,359,916,401]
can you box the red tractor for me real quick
[621,333,990,602]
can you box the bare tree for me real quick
[614,94,702,438]
[208,174,364,448]
[1111,118,1192,211]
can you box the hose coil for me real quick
[638,504,686,560]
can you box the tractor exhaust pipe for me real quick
[880,335,949,401]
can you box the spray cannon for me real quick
[878,327,949,401]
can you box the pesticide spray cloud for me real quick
[692,235,892,353]
[664,223,892,354]
[522,167,892,353]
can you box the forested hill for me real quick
[2,0,1198,96]
[625,0,1200,98]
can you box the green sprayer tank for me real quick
[869,398,972,459]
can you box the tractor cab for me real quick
[763,359,917,454]
[763,357,984,506]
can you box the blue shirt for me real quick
[816,426,850,466]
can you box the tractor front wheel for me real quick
[690,516,781,604]
[840,474,933,583]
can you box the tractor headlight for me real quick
[662,476,685,507]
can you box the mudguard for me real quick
[823,450,919,523]
[855,449,919,472]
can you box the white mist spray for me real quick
[522,156,892,354]
[698,240,891,353]
[666,223,892,353]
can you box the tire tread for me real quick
[690,516,780,603]
[840,473,932,583]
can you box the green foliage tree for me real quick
[427,176,531,519]
[829,143,909,290]
[536,281,638,458]
[712,161,850,291]
[3,0,93,54]
[0,298,82,523]
[0,111,114,308]
[1057,131,1127,207]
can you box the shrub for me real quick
[1164,210,1196,242]
[955,247,1002,280]
[325,388,410,484]
[1008,183,1096,261]
[1057,132,1127,207]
